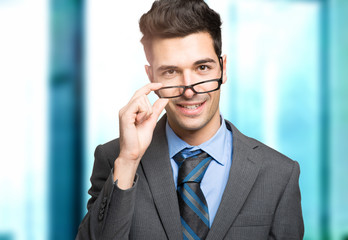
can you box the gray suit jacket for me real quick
[77,115,304,239]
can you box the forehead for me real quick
[149,32,216,67]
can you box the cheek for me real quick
[165,101,176,112]
[208,92,220,111]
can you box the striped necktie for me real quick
[174,149,212,240]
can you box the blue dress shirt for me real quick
[165,116,233,227]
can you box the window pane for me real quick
[0,0,48,239]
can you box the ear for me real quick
[221,54,227,84]
[145,65,154,83]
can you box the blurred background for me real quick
[0,0,347,239]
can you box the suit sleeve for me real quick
[76,144,138,240]
[269,161,304,240]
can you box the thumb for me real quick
[151,98,169,121]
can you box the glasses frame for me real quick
[156,56,223,99]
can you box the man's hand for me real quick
[114,83,169,189]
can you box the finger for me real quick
[144,95,153,116]
[135,111,148,125]
[120,95,149,125]
[131,82,163,101]
[138,95,152,121]
[150,98,169,121]
[135,98,152,124]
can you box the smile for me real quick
[175,101,206,116]
[178,103,203,109]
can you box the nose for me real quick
[182,87,195,99]
[182,71,195,98]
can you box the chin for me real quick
[177,123,203,132]
[169,114,209,132]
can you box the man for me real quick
[77,0,304,239]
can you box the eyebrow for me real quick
[156,65,180,73]
[193,58,217,66]
[156,58,217,73]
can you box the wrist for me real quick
[113,157,139,189]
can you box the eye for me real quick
[198,65,211,72]
[163,69,176,75]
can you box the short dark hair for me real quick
[139,0,222,61]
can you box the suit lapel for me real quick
[140,115,182,240]
[206,121,262,240]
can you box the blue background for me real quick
[0,0,347,239]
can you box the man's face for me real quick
[146,32,227,140]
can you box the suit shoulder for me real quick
[226,120,297,170]
[248,136,299,178]
[95,138,120,164]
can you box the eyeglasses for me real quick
[156,57,223,99]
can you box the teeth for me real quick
[180,104,202,109]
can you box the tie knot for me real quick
[174,149,212,185]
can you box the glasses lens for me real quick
[157,87,184,98]
[193,80,220,93]
[158,80,221,98]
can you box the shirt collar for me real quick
[165,115,229,166]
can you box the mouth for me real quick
[177,103,204,109]
[175,101,206,116]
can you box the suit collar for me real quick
[225,119,259,151]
